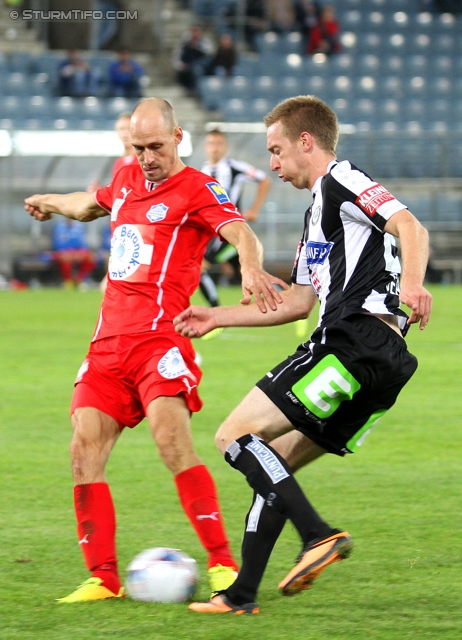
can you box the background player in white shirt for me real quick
[199,129,272,308]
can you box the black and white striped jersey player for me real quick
[175,96,433,613]
[292,159,410,336]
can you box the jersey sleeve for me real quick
[94,182,113,214]
[229,158,267,183]
[189,175,246,232]
[331,161,406,231]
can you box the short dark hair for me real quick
[264,95,339,155]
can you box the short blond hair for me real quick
[264,95,338,155]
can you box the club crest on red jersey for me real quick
[146,203,169,223]
[206,182,231,204]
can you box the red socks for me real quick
[175,465,237,570]
[74,482,121,594]
[74,468,236,593]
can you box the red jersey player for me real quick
[25,98,288,603]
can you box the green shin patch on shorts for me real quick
[291,354,361,420]
[346,409,387,452]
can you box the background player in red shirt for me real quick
[87,112,138,293]
[25,98,288,603]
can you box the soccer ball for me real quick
[125,547,199,603]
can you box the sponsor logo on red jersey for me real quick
[356,184,395,216]
[206,181,231,204]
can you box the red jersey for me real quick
[93,164,244,341]
[112,154,138,178]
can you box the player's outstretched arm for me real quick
[174,284,317,338]
[384,209,432,330]
[25,192,108,223]
[219,220,290,313]
[243,176,271,222]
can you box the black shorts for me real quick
[256,314,418,456]
[204,237,238,265]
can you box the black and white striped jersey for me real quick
[292,160,410,335]
[201,157,267,209]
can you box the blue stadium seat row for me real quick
[0,96,139,128]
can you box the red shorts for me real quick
[71,330,203,430]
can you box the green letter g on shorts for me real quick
[291,354,361,420]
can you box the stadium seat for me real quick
[357,32,382,53]
[356,54,380,75]
[333,98,354,123]
[248,98,274,121]
[381,55,404,74]
[428,55,453,76]
[377,76,402,99]
[387,33,407,52]
[403,76,426,98]
[282,31,304,54]
[428,76,452,97]
[356,76,378,97]
[428,99,451,121]
[280,76,303,98]
[4,72,30,95]
[253,75,278,99]
[404,195,432,222]
[197,76,226,110]
[328,54,355,75]
[432,34,455,54]
[401,98,426,121]
[105,97,138,117]
[402,54,427,76]
[54,96,81,119]
[25,95,53,118]
[34,53,63,76]
[234,57,260,76]
[377,98,401,121]
[0,95,21,118]
[355,98,377,123]
[410,34,431,53]
[342,10,363,30]
[221,98,247,122]
[436,195,462,222]
[7,52,33,73]
[254,32,283,55]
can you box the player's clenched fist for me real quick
[24,195,54,221]
[174,306,217,338]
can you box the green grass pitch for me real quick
[0,285,461,639]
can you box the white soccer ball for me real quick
[125,547,199,603]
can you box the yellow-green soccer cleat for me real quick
[200,327,224,341]
[56,577,125,603]
[208,564,238,598]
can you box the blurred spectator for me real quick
[225,0,267,52]
[268,0,297,33]
[108,50,145,98]
[96,0,121,49]
[306,5,341,56]
[173,25,213,94]
[294,0,322,39]
[58,50,100,97]
[205,33,238,77]
[432,0,462,12]
[52,219,96,289]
